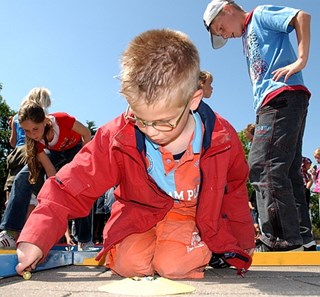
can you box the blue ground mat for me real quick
[0,249,73,278]
[0,245,102,278]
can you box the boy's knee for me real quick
[111,262,138,278]
[153,253,186,278]
[153,243,211,278]
[111,256,153,278]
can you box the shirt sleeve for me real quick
[53,112,76,130]
[258,5,300,33]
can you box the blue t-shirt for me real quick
[243,5,306,112]
[145,111,202,203]
[13,114,26,146]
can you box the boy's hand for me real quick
[15,242,43,275]
[272,59,305,82]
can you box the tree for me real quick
[237,130,254,197]
[310,193,320,239]
[86,120,98,136]
[238,130,251,160]
[0,84,16,215]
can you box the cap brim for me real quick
[210,34,228,49]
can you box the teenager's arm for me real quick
[292,11,311,71]
[9,117,17,148]
[37,151,56,177]
[272,10,311,82]
[72,120,92,145]
[306,178,313,190]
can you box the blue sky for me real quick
[1,0,319,161]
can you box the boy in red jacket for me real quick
[16,29,255,279]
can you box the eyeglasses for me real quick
[125,102,189,132]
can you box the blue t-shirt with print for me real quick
[243,5,306,112]
[145,111,202,202]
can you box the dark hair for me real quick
[302,157,312,165]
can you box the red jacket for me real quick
[18,102,255,272]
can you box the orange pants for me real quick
[106,211,212,279]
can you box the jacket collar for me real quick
[134,100,217,153]
[196,101,216,150]
[116,101,218,154]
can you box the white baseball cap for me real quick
[203,0,234,49]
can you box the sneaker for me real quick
[255,241,303,252]
[303,241,317,251]
[304,245,317,251]
[255,241,272,252]
[209,254,230,269]
[281,245,304,252]
[0,231,16,249]
[78,241,100,252]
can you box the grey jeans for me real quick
[248,90,313,249]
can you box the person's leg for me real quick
[75,212,93,243]
[0,165,34,248]
[153,211,211,279]
[93,213,105,244]
[304,188,311,210]
[26,194,38,221]
[93,196,107,244]
[106,228,156,277]
[249,91,309,250]
[0,165,33,232]
[104,187,116,215]
[289,115,314,246]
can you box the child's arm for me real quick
[272,10,311,82]
[71,120,92,145]
[306,178,313,190]
[9,116,17,148]
[310,166,318,182]
[64,225,76,246]
[37,151,56,177]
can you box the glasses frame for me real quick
[125,102,189,132]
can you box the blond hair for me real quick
[198,70,213,88]
[120,29,200,107]
[314,148,320,157]
[21,87,52,114]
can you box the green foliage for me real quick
[237,130,254,197]
[310,193,320,238]
[238,130,251,160]
[86,120,98,136]
[0,85,16,213]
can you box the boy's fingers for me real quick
[16,263,28,276]
[16,257,40,275]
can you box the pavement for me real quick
[1,264,320,297]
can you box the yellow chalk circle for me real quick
[98,276,196,295]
